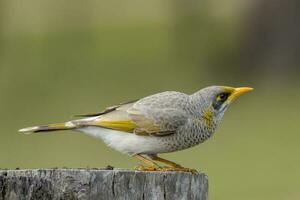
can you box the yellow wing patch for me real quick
[91,120,137,132]
[83,105,164,135]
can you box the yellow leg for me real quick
[149,155,198,174]
[133,154,161,171]
[149,155,183,168]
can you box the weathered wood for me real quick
[0,169,208,200]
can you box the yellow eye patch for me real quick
[216,95,223,101]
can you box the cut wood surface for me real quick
[0,169,208,200]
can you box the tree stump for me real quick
[0,169,208,200]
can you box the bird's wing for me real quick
[84,106,187,136]
[80,92,189,136]
[128,107,188,136]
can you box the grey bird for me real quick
[19,86,253,172]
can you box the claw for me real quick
[135,165,161,171]
[160,167,198,174]
[135,165,198,174]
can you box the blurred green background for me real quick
[0,0,299,199]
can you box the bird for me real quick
[19,86,253,172]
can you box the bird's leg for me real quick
[148,155,198,173]
[148,155,182,168]
[133,154,161,171]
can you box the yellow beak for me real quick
[227,87,253,103]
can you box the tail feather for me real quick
[19,122,76,134]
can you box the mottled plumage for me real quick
[19,86,253,172]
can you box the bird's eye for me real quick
[213,92,231,110]
[216,93,230,102]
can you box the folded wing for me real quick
[84,97,188,136]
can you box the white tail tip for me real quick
[18,126,39,134]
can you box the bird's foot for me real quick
[135,165,161,171]
[135,165,198,174]
[160,166,198,174]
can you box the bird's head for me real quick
[192,86,253,126]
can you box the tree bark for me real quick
[0,169,208,200]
